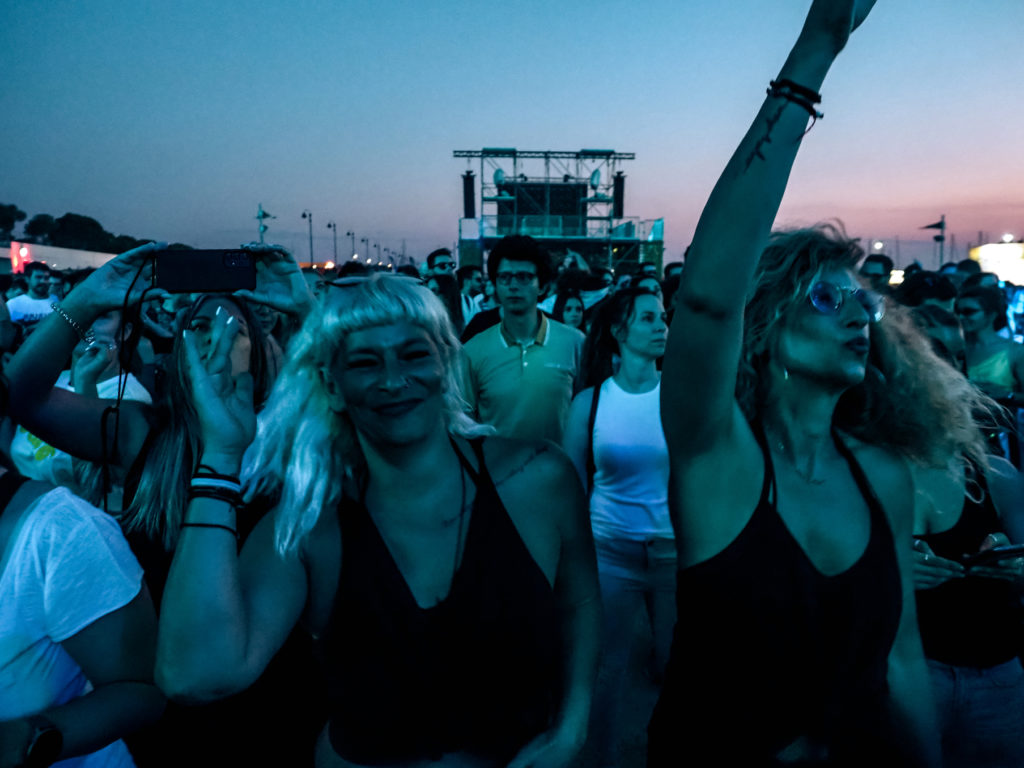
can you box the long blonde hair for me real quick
[243,274,492,556]
[738,223,991,470]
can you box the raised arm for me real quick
[662,0,876,455]
[5,243,163,468]
[156,307,306,701]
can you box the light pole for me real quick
[375,242,382,265]
[360,237,370,262]
[346,231,356,259]
[301,210,314,263]
[326,221,338,262]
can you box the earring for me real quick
[783,366,789,381]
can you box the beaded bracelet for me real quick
[50,303,95,344]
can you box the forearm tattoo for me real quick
[742,102,790,172]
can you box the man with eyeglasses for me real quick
[463,236,584,443]
[426,248,456,276]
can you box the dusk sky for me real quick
[2,0,1022,268]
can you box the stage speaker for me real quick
[612,171,625,219]
[462,172,476,219]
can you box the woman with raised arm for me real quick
[647,1,969,765]
[156,274,601,768]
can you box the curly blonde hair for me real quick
[738,223,991,470]
[243,274,492,556]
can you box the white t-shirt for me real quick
[590,378,673,540]
[0,486,143,767]
[11,372,152,488]
[6,294,54,329]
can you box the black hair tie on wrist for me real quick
[767,78,824,132]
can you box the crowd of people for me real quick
[2,1,1024,767]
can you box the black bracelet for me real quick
[769,78,821,104]
[768,78,823,120]
[195,465,241,482]
[180,522,238,538]
[187,487,243,507]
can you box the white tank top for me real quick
[590,377,673,540]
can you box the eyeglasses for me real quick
[495,271,538,286]
[807,281,885,323]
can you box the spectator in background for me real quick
[6,262,55,340]
[5,276,28,301]
[427,272,465,337]
[9,310,153,505]
[456,265,485,325]
[426,247,456,277]
[552,289,586,332]
[957,284,1024,408]
[463,235,584,443]
[893,270,958,312]
[859,252,893,293]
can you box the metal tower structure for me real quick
[454,148,663,274]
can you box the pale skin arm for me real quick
[885,477,942,767]
[5,243,164,468]
[661,0,877,459]
[156,309,307,702]
[0,590,165,768]
[562,387,595,489]
[507,447,601,768]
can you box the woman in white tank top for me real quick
[563,286,672,768]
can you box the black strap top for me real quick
[649,423,903,766]
[915,469,1022,667]
[316,438,562,765]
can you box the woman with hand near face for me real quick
[157,274,601,768]
[647,1,982,764]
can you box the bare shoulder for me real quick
[843,436,915,534]
[483,436,577,491]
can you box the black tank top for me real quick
[915,470,1022,667]
[648,424,903,767]
[317,439,562,765]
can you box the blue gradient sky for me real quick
[2,1,1022,268]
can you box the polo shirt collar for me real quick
[500,311,549,347]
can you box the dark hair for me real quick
[861,253,893,273]
[552,289,584,327]
[579,287,658,389]
[486,236,553,289]
[893,270,957,307]
[960,272,1000,291]
[956,259,982,275]
[456,264,481,289]
[426,273,464,335]
[24,262,50,277]
[396,264,420,279]
[337,261,369,277]
[427,248,452,270]
[957,284,1007,330]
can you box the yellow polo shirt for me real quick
[463,313,584,443]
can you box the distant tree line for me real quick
[0,203,192,252]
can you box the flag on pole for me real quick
[921,220,944,230]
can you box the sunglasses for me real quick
[807,281,885,323]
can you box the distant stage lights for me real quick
[1003,233,1015,243]
[873,241,884,251]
